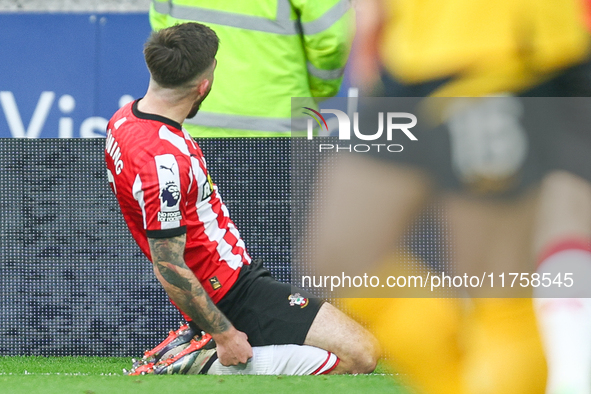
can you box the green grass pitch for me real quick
[0,356,412,394]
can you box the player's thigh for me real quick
[444,192,538,281]
[304,302,380,372]
[533,171,591,255]
[309,154,433,279]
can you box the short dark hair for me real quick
[144,22,219,88]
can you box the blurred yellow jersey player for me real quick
[333,0,591,393]
[355,0,590,97]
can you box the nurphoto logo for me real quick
[303,107,418,153]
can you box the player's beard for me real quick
[186,85,212,119]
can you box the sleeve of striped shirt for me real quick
[134,154,191,239]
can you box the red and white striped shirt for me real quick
[105,100,251,303]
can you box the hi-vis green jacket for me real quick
[150,0,355,137]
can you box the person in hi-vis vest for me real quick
[150,0,355,137]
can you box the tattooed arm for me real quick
[148,234,252,366]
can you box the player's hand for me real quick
[213,327,253,366]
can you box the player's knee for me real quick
[356,352,379,374]
[347,351,378,374]
[345,333,380,374]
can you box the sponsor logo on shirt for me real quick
[157,210,181,222]
[160,181,180,207]
[209,276,222,290]
[159,163,176,175]
[202,173,214,201]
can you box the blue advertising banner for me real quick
[0,13,151,139]
[0,13,351,139]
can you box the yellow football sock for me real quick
[343,296,463,394]
[341,251,464,394]
[461,298,547,394]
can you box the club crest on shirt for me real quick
[288,293,308,308]
[160,181,180,207]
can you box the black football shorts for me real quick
[214,259,324,347]
[354,60,591,198]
